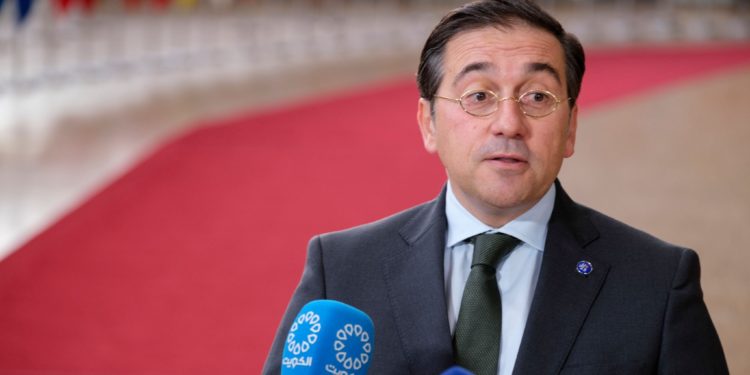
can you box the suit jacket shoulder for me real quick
[318,194,441,258]
[514,182,728,374]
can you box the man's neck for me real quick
[444,182,556,250]
[450,187,545,229]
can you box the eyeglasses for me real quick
[434,89,569,118]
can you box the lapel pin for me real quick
[576,260,593,276]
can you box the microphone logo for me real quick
[333,323,372,371]
[287,311,321,355]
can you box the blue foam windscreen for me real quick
[281,300,375,374]
[440,365,476,375]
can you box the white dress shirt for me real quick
[444,181,555,375]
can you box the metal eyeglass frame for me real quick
[434,89,571,118]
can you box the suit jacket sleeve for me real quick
[658,248,728,374]
[262,236,326,375]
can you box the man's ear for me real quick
[417,98,438,154]
[564,104,578,158]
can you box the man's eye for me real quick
[466,90,491,103]
[531,92,548,102]
[522,91,552,105]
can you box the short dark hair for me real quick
[416,0,585,107]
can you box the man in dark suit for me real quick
[263,1,728,374]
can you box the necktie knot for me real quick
[472,233,520,269]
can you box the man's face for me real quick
[417,24,578,227]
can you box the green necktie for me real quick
[454,233,520,375]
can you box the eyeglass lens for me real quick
[461,90,558,117]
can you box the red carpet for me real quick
[1,43,749,374]
[581,43,750,106]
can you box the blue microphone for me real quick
[440,366,476,375]
[281,300,375,374]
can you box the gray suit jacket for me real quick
[263,182,728,374]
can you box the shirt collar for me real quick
[445,181,555,252]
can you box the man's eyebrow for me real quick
[526,62,561,84]
[452,61,493,87]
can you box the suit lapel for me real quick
[513,182,610,374]
[383,189,454,374]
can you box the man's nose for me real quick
[489,97,527,139]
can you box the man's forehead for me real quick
[442,25,565,85]
[450,61,562,88]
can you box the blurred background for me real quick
[1,0,749,374]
